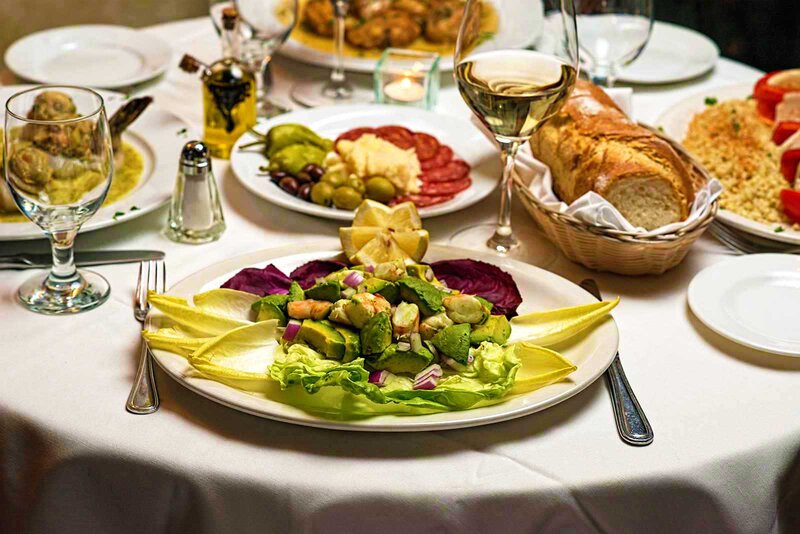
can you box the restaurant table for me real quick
[2,17,798,534]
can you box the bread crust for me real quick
[530,81,696,227]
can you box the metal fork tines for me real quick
[709,222,800,255]
[126,260,165,414]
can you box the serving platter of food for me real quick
[658,73,800,245]
[279,0,542,73]
[0,85,190,241]
[231,104,501,220]
[144,201,619,431]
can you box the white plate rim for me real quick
[148,241,620,431]
[4,25,172,89]
[688,254,800,357]
[230,104,501,221]
[656,82,800,245]
[0,85,191,241]
[618,21,720,84]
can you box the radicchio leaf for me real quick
[220,264,292,296]
[290,260,348,289]
[430,259,522,317]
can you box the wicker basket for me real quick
[514,126,718,276]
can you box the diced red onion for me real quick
[369,370,390,386]
[366,265,375,273]
[467,354,475,364]
[440,355,467,372]
[425,269,434,281]
[413,364,442,390]
[341,287,356,298]
[415,364,442,381]
[410,333,422,353]
[283,320,301,341]
[413,376,438,390]
[343,271,364,288]
[397,341,411,352]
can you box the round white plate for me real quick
[689,254,800,356]
[619,21,719,84]
[231,105,501,220]
[5,25,172,89]
[278,0,541,73]
[149,241,619,431]
[657,83,800,245]
[0,85,190,241]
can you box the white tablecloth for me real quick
[3,17,799,534]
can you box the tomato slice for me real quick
[773,121,800,145]
[781,149,800,184]
[780,188,800,223]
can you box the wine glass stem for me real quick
[590,65,616,88]
[46,229,82,293]
[325,0,352,98]
[488,139,521,252]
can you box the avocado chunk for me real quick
[370,343,435,375]
[373,260,405,282]
[344,292,391,329]
[470,315,511,346]
[253,302,287,326]
[288,281,305,302]
[419,312,454,340]
[360,311,392,355]
[475,296,494,313]
[406,264,438,283]
[305,280,341,302]
[397,277,443,317]
[358,277,399,304]
[295,319,345,360]
[443,294,490,324]
[431,323,471,364]
[334,325,361,362]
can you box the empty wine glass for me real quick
[4,86,114,314]
[291,0,372,107]
[575,0,653,87]
[451,0,579,263]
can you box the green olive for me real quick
[365,177,396,203]
[310,182,335,207]
[321,171,347,188]
[347,176,366,194]
[332,186,364,210]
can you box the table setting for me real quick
[2,1,800,533]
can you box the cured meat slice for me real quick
[420,177,472,195]
[335,127,375,146]
[413,132,440,160]
[420,145,453,171]
[420,160,470,182]
[392,193,455,207]
[375,125,415,149]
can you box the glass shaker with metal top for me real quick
[166,140,226,244]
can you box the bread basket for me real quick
[514,125,718,276]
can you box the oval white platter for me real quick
[0,85,190,241]
[230,104,502,221]
[657,83,800,246]
[148,241,619,432]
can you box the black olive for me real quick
[297,182,313,201]
[278,176,299,195]
[303,163,325,181]
[270,170,288,184]
[296,171,313,184]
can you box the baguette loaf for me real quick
[530,81,696,230]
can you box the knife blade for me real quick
[0,250,165,270]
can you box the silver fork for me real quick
[580,279,654,446]
[126,260,165,414]
[709,222,800,255]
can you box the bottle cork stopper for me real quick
[222,7,239,30]
[179,54,201,73]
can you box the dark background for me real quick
[658,0,799,72]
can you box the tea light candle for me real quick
[383,76,426,103]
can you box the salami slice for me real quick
[392,193,455,207]
[413,132,440,160]
[335,127,375,146]
[420,145,453,171]
[421,177,472,195]
[420,160,470,182]
[375,125,416,149]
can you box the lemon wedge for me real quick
[341,200,429,264]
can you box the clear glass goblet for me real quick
[4,86,114,314]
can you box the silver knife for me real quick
[580,279,654,447]
[0,250,165,270]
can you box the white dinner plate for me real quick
[0,85,190,241]
[5,25,172,89]
[278,0,541,73]
[618,21,719,84]
[231,105,501,220]
[657,83,800,246]
[689,254,800,356]
[148,241,619,431]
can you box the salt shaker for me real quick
[165,141,226,243]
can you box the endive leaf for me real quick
[193,288,260,321]
[189,320,280,381]
[509,298,619,346]
[142,327,214,358]
[509,342,577,395]
[149,291,251,336]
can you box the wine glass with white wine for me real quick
[451,0,579,262]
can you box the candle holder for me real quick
[374,48,440,109]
